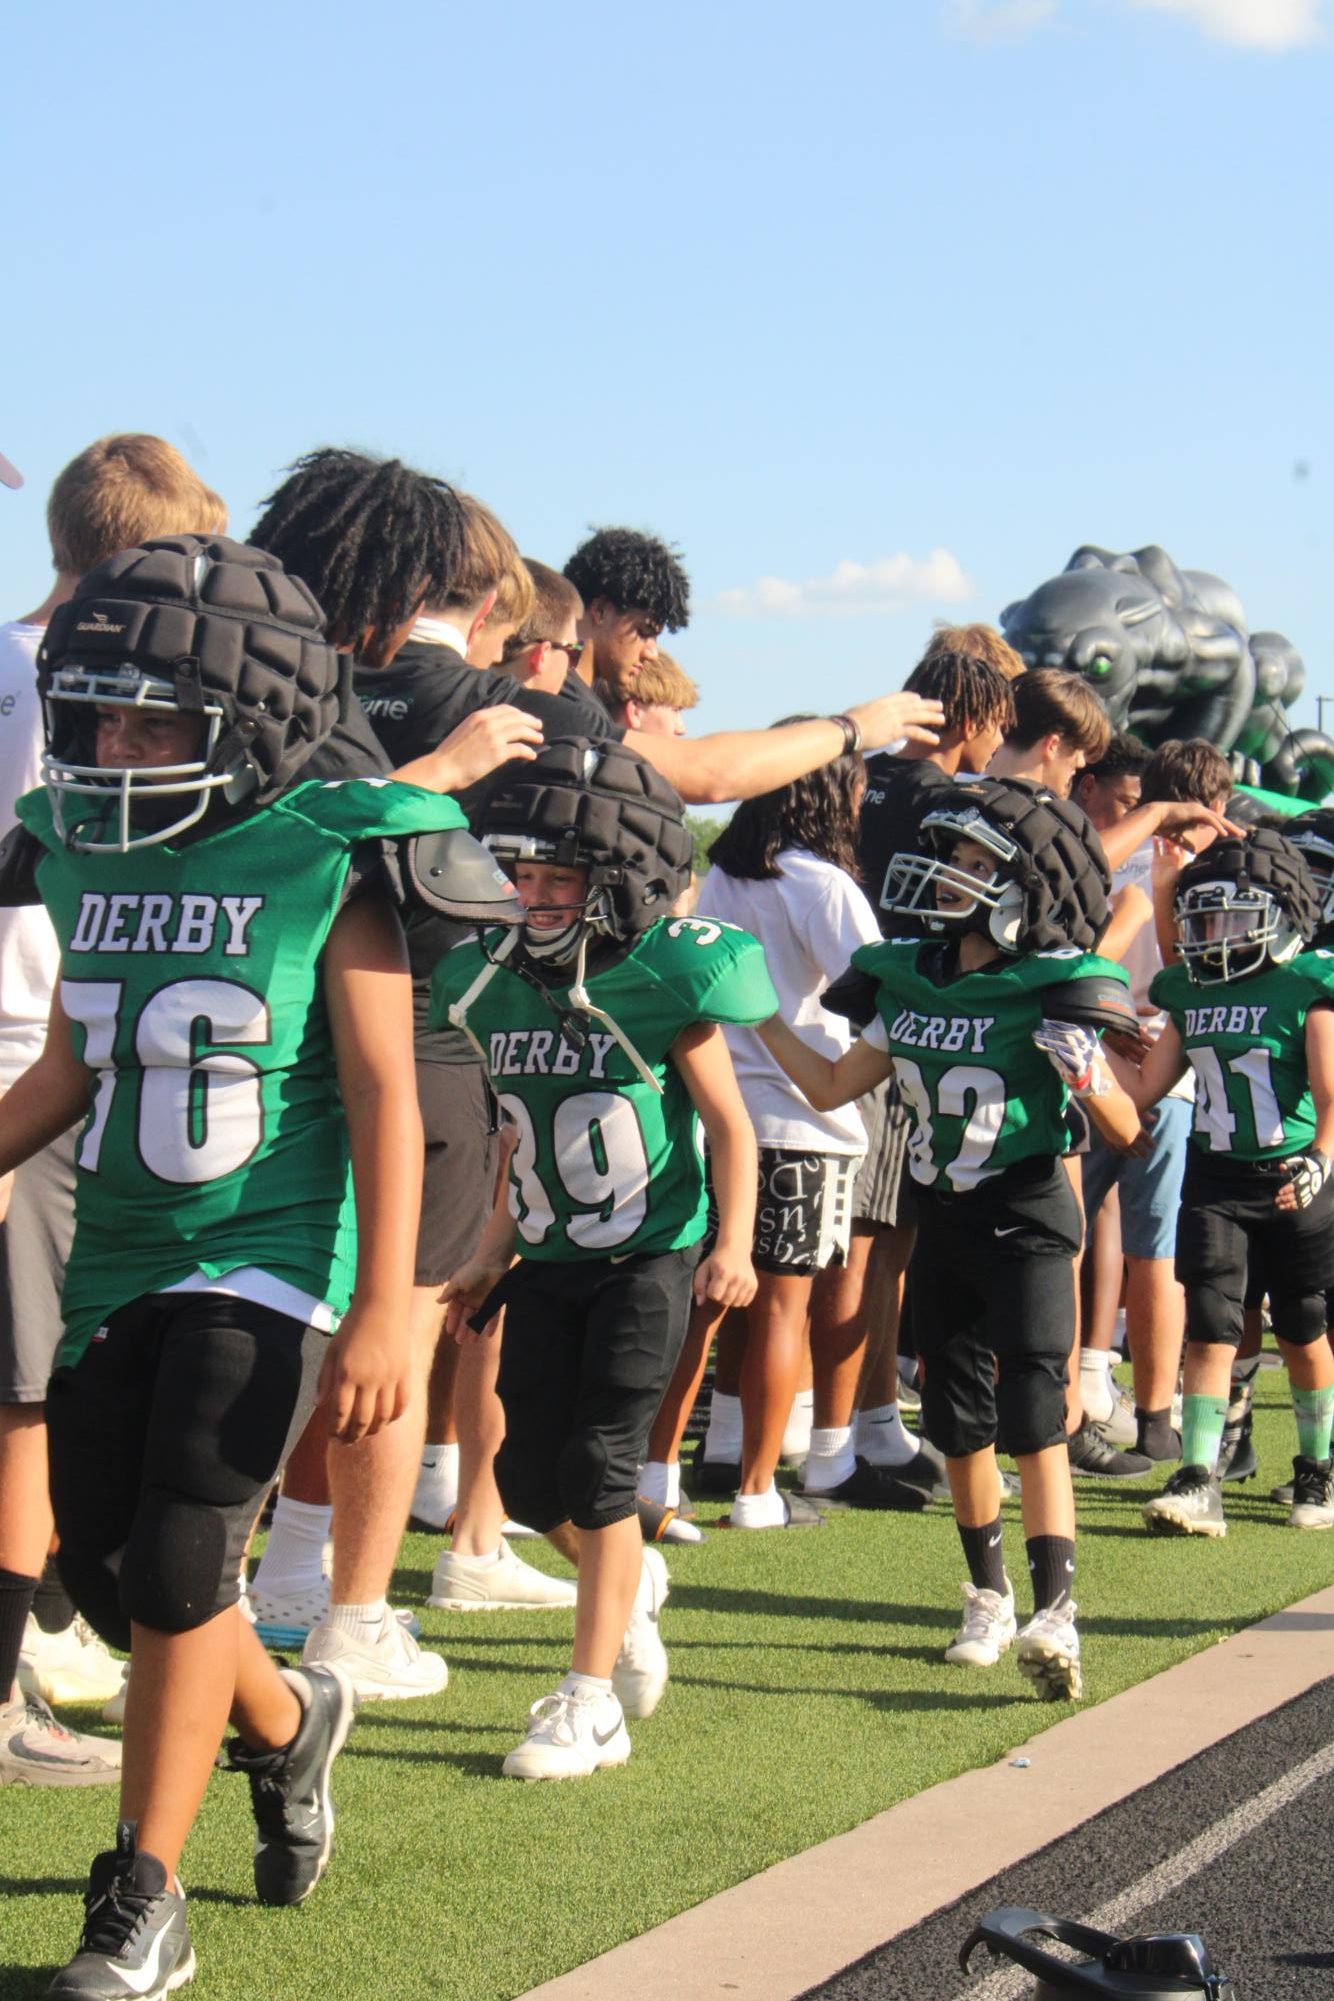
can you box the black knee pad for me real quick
[1270,1290,1329,1348]
[494,1439,564,1535]
[920,1373,996,1460]
[1185,1280,1243,1348]
[55,1548,132,1655]
[995,1354,1068,1457]
[556,1425,633,1531]
[117,1490,235,1634]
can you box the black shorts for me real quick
[45,1293,325,1649]
[493,1247,700,1532]
[1176,1151,1334,1348]
[708,1148,857,1274]
[414,1058,501,1286]
[909,1158,1080,1457]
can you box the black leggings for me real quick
[46,1292,325,1649]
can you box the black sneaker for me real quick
[48,1821,194,2000]
[690,1438,741,1495]
[804,1457,931,1511]
[1067,1420,1152,1480]
[1289,1455,1334,1530]
[227,1665,356,1906]
[1216,1408,1258,1483]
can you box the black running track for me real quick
[799,1674,1334,2001]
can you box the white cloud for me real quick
[947,0,1057,39]
[714,549,974,620]
[1127,0,1325,47]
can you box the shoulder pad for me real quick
[821,965,880,1029]
[1041,975,1139,1037]
[404,828,523,924]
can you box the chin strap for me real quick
[567,928,664,1096]
[449,925,664,1096]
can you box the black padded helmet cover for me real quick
[923,778,1112,955]
[474,736,693,940]
[1176,828,1319,944]
[39,535,345,806]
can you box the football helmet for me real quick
[1285,807,1334,931]
[475,736,693,965]
[880,778,1111,955]
[38,535,343,852]
[1174,829,1317,985]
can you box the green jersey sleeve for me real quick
[278,777,468,843]
[649,915,779,1027]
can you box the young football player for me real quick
[434,738,775,1777]
[0,535,525,2001]
[1114,829,1334,1537]
[756,780,1141,1700]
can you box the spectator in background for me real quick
[600,651,699,738]
[564,526,689,692]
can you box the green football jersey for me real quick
[852,939,1131,1192]
[1151,954,1334,1161]
[430,914,778,1261]
[18,777,467,1364]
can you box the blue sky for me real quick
[4,0,1331,737]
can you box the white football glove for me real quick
[1285,1148,1331,1209]
[1032,1019,1107,1098]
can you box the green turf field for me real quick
[4,1371,1331,2001]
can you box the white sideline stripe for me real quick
[957,1737,1334,1999]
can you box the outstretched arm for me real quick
[1106,1018,1189,1115]
[629,692,945,805]
[321,891,422,1445]
[756,1012,894,1112]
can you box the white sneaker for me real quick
[427,1538,577,1611]
[612,1545,669,1719]
[0,1693,123,1786]
[17,1615,125,1707]
[501,1686,630,1781]
[1016,1596,1083,1701]
[251,1578,421,1648]
[944,1582,1017,1667]
[302,1614,447,1702]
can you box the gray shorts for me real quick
[0,1128,76,1403]
[852,1075,916,1229]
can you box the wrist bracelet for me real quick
[829,713,863,756]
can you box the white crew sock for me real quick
[251,1498,332,1596]
[729,1483,788,1528]
[559,1670,613,1701]
[781,1387,815,1461]
[329,1596,388,1639]
[855,1402,920,1468]
[803,1425,856,1491]
[639,1459,680,1507]
[703,1391,743,1462]
[1079,1350,1116,1422]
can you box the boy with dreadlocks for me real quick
[434,737,776,1778]
[1115,828,1334,1538]
[759,777,1141,1700]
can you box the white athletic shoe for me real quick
[501,1686,631,1781]
[943,1582,1017,1667]
[426,1538,577,1611]
[612,1546,669,1719]
[302,1614,447,1702]
[251,1578,421,1648]
[1015,1596,1083,1702]
[0,1692,123,1786]
[17,1615,125,1708]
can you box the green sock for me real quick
[1291,1385,1334,1463]
[1181,1394,1228,1473]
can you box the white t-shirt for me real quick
[697,848,881,1154]
[0,620,59,1089]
